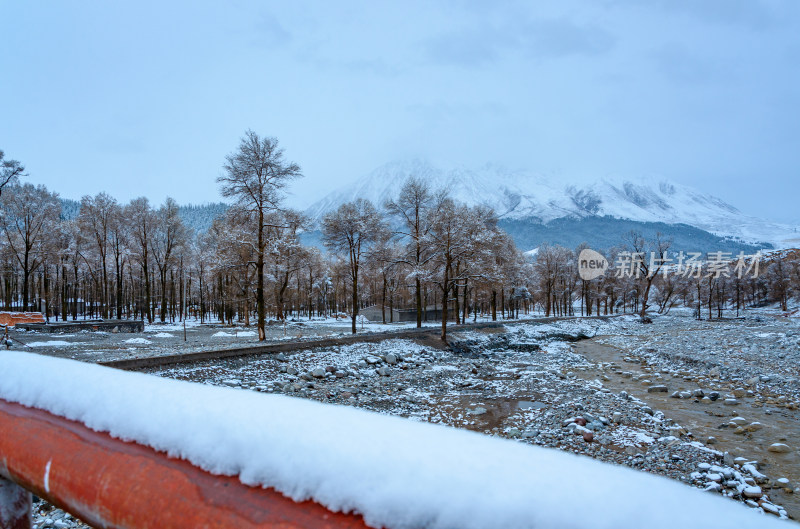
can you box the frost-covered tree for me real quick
[385,177,438,327]
[427,199,497,342]
[0,183,61,310]
[218,130,302,340]
[77,193,121,318]
[126,197,156,322]
[151,198,189,322]
[322,199,386,334]
[0,150,25,196]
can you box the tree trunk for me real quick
[257,209,266,340]
[351,267,359,334]
[440,266,450,342]
[415,277,422,328]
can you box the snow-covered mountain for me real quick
[305,159,800,249]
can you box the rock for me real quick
[582,431,594,443]
[287,367,298,375]
[747,422,763,431]
[385,353,397,365]
[275,353,287,362]
[376,367,391,376]
[767,443,791,453]
[612,412,622,423]
[706,436,717,445]
[647,385,668,393]
[723,398,739,406]
[670,391,681,398]
[222,379,241,387]
[642,406,654,416]
[619,390,629,400]
[467,406,487,416]
[587,420,604,431]
[732,388,746,398]
[311,368,326,378]
[692,388,705,398]
[723,452,735,467]
[574,417,587,427]
[742,486,763,498]
[325,366,336,373]
[522,429,539,438]
[365,356,381,365]
[708,391,720,401]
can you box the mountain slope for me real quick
[305,159,800,250]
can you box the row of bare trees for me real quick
[535,242,800,321]
[2,137,799,345]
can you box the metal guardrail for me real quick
[0,399,369,529]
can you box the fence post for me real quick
[0,477,31,529]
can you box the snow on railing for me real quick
[0,352,787,529]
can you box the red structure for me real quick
[0,313,45,328]
[0,399,369,529]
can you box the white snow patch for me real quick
[26,341,75,347]
[0,351,785,529]
[152,333,174,338]
[611,425,656,447]
[123,338,152,345]
[212,331,233,337]
[236,331,257,337]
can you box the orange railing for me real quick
[0,399,369,529]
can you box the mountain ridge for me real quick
[304,159,800,250]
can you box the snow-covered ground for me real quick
[0,348,788,529]
[4,309,798,526]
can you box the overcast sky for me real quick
[2,1,799,222]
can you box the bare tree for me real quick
[427,199,496,342]
[322,199,385,334]
[622,231,672,320]
[266,209,309,321]
[78,193,121,318]
[0,150,25,196]
[385,177,437,327]
[151,198,188,322]
[0,183,61,310]
[126,198,155,322]
[218,130,302,340]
